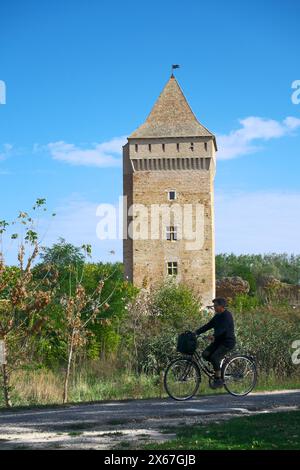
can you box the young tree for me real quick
[0,199,56,407]
[36,241,135,402]
[53,246,118,403]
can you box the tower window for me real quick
[204,142,208,151]
[135,144,138,152]
[148,144,152,152]
[162,143,165,152]
[177,143,180,152]
[168,190,176,200]
[190,142,194,151]
[167,261,178,276]
[166,226,178,241]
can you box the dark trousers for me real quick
[202,342,233,372]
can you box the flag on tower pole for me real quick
[171,64,180,77]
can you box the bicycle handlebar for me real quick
[199,334,214,341]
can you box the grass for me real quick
[0,360,299,408]
[118,441,132,448]
[255,372,300,392]
[141,410,300,450]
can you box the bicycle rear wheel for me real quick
[164,357,200,401]
[222,355,257,397]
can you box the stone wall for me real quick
[123,140,216,307]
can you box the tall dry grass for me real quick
[3,363,299,409]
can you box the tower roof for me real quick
[129,75,217,148]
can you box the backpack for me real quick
[177,331,197,355]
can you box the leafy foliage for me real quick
[216,253,300,291]
[120,280,202,375]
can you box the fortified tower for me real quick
[123,74,217,306]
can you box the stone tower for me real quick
[123,74,217,306]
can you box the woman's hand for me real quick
[202,334,214,342]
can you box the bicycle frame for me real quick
[191,350,215,378]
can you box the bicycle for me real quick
[164,335,257,401]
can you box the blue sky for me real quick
[0,0,300,263]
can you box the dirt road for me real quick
[0,390,299,449]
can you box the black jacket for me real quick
[195,309,236,348]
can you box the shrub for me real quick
[120,280,202,374]
[229,294,261,313]
[234,307,300,376]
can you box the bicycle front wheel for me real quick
[222,355,257,397]
[164,357,201,401]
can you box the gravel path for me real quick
[0,390,299,449]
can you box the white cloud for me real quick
[3,195,122,266]
[215,190,300,254]
[217,116,300,160]
[43,116,300,165]
[47,136,127,167]
[39,195,122,262]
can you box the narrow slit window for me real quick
[162,143,165,152]
[204,142,208,152]
[168,190,176,200]
[190,142,194,151]
[148,144,152,152]
[177,143,180,152]
[135,144,138,152]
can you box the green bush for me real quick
[234,308,300,376]
[229,294,261,313]
[121,281,300,381]
[152,280,202,330]
[120,280,202,374]
[216,253,300,291]
[140,332,177,375]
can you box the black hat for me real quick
[212,297,227,307]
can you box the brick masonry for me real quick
[123,76,217,307]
